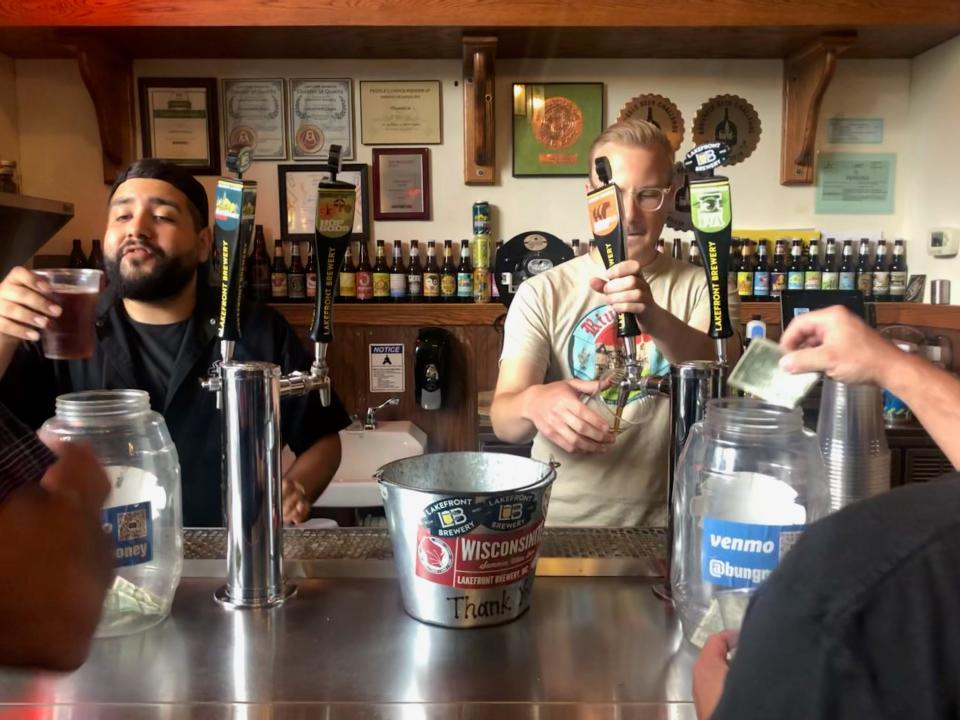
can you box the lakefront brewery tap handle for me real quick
[309,145,356,406]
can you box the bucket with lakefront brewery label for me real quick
[377,452,555,628]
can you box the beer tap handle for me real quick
[587,156,641,340]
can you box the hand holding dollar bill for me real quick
[729,338,820,408]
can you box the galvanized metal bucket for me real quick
[377,452,556,628]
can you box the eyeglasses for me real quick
[590,184,673,212]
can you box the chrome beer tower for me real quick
[203,145,353,609]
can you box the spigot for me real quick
[365,397,399,430]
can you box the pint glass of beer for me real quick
[33,268,103,359]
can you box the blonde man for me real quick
[491,119,739,527]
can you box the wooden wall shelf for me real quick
[273,302,507,327]
[272,301,960,332]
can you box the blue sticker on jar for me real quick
[701,517,804,589]
[102,501,153,567]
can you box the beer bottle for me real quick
[656,238,665,254]
[69,238,87,269]
[287,241,306,301]
[270,238,288,301]
[821,238,839,290]
[804,238,822,291]
[728,237,741,295]
[572,238,582,256]
[588,239,597,254]
[838,240,856,290]
[457,239,473,303]
[736,240,754,302]
[390,240,407,302]
[87,239,107,289]
[472,232,491,303]
[688,240,703,267]
[370,239,389,302]
[423,241,441,302]
[872,239,890,302]
[787,239,805,291]
[855,238,873,300]
[753,239,771,302]
[407,240,424,302]
[247,226,272,302]
[770,239,787,300]
[339,243,357,303]
[305,241,317,300]
[889,239,908,302]
[672,237,683,261]
[356,239,374,303]
[440,240,458,302]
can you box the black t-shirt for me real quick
[714,475,960,720]
[0,284,351,527]
[126,318,190,410]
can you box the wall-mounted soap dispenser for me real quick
[415,328,450,410]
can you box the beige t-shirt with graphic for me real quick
[500,251,740,527]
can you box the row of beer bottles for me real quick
[731,237,908,302]
[339,237,503,304]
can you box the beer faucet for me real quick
[202,145,356,609]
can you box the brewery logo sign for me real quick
[692,94,761,166]
[618,93,685,151]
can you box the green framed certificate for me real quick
[816,153,896,215]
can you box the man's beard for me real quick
[105,242,198,301]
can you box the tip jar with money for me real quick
[671,398,828,647]
[41,390,183,637]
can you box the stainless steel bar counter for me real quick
[0,528,698,719]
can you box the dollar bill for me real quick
[728,337,820,408]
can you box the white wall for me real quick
[10,55,922,263]
[0,53,19,164]
[906,35,960,301]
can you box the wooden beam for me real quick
[463,36,497,186]
[73,40,135,184]
[2,0,958,28]
[780,33,855,185]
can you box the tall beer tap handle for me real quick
[309,145,355,346]
[587,156,640,340]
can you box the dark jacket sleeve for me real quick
[0,342,60,430]
[250,304,351,455]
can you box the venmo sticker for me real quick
[102,501,153,568]
[702,517,805,589]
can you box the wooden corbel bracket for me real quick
[463,36,497,186]
[780,32,856,185]
[70,39,136,185]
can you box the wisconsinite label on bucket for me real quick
[416,493,545,590]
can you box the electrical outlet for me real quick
[929,228,960,258]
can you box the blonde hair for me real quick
[588,119,675,180]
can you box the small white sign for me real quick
[369,343,405,393]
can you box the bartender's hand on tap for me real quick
[588,260,660,326]
[0,442,114,671]
[778,306,902,386]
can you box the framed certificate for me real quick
[277,163,370,244]
[372,148,430,221]
[138,77,220,175]
[289,78,354,161]
[360,81,442,145]
[222,78,287,161]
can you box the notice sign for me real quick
[369,343,404,393]
[827,118,883,144]
[816,153,896,215]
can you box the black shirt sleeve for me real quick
[0,342,60,430]
[0,400,58,504]
[255,304,351,455]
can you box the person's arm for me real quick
[0,442,113,671]
[281,432,341,523]
[490,281,614,454]
[779,306,960,468]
